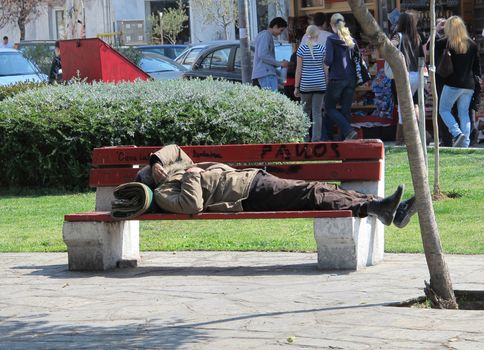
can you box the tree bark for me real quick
[18,17,26,41]
[347,0,457,309]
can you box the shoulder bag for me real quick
[436,41,454,78]
[353,44,371,86]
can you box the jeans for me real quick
[301,92,326,141]
[397,71,420,124]
[324,79,356,137]
[258,75,278,92]
[439,85,473,147]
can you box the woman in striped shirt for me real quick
[294,25,328,141]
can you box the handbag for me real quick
[437,42,454,78]
[353,44,371,86]
[384,32,402,79]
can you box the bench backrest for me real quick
[90,141,384,211]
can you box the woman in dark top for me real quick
[49,41,62,84]
[324,13,358,140]
[391,12,425,126]
[436,16,480,147]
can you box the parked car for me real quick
[182,41,292,88]
[174,41,235,69]
[0,48,48,86]
[138,52,187,80]
[135,44,188,60]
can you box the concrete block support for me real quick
[63,220,140,271]
[314,216,384,270]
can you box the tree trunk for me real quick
[347,0,458,309]
[18,17,26,41]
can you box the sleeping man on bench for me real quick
[126,144,416,228]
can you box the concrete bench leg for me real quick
[314,217,384,270]
[63,220,140,271]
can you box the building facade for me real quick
[0,0,290,45]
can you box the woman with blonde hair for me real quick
[295,25,328,141]
[324,13,358,140]
[436,16,480,147]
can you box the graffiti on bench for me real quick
[260,143,340,160]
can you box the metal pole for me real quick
[238,0,252,84]
[418,57,428,167]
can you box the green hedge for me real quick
[0,81,47,101]
[0,79,308,189]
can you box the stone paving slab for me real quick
[1,252,483,349]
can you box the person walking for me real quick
[436,16,481,148]
[425,18,454,146]
[49,41,62,84]
[324,13,358,140]
[294,25,328,141]
[390,12,425,136]
[252,17,289,92]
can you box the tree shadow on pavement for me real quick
[0,316,209,349]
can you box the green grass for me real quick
[0,148,482,254]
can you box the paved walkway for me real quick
[1,252,483,349]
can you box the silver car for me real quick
[138,52,187,80]
[0,48,48,86]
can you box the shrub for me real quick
[0,81,48,101]
[115,47,143,66]
[0,79,308,189]
[22,45,53,75]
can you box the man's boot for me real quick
[393,196,417,228]
[367,185,404,226]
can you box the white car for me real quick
[0,48,48,86]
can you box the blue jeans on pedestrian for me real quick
[324,79,356,138]
[258,75,278,92]
[439,85,474,147]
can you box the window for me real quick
[234,48,241,71]
[234,47,254,71]
[199,47,231,70]
[55,10,65,39]
[184,48,203,65]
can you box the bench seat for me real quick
[63,141,385,271]
[65,210,353,222]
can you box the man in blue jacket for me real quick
[252,17,289,91]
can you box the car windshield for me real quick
[0,52,38,76]
[139,57,181,73]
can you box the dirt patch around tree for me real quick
[387,290,484,310]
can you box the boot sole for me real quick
[394,197,417,228]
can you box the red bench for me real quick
[63,141,385,271]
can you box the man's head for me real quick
[54,40,61,56]
[313,12,326,28]
[2,36,8,45]
[269,17,288,36]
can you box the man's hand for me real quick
[186,167,205,174]
[152,163,167,185]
